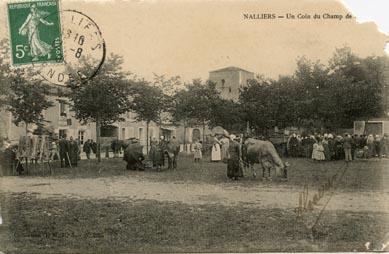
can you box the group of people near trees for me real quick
[56,135,85,168]
[0,134,91,174]
[148,136,180,171]
[287,132,389,162]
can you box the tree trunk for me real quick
[25,122,29,173]
[96,116,101,162]
[146,121,149,155]
[202,121,205,143]
[183,121,186,151]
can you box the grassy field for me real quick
[0,193,388,253]
[0,155,388,253]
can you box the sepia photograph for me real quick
[0,0,388,253]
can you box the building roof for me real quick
[209,66,253,74]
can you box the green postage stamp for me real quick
[7,0,63,65]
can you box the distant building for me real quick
[354,118,389,136]
[209,66,254,101]
[0,93,176,150]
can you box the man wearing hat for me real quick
[227,134,242,180]
[159,136,167,168]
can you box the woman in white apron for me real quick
[211,136,222,162]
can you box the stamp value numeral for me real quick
[15,45,29,59]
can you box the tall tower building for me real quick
[209,66,254,101]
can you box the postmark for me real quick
[7,0,64,65]
[35,9,106,86]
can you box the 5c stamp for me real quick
[7,0,63,65]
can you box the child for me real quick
[193,140,202,163]
[312,140,325,161]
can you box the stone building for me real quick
[0,94,175,149]
[209,66,254,101]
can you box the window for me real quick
[59,129,67,139]
[78,130,85,145]
[59,100,67,117]
[221,79,225,88]
[229,87,232,93]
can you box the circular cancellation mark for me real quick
[33,9,106,86]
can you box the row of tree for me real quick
[1,37,388,162]
[240,48,388,133]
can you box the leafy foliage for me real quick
[172,80,220,127]
[66,54,132,126]
[240,47,388,132]
[128,81,166,124]
[6,77,53,131]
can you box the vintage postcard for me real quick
[0,0,388,253]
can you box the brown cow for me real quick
[244,138,289,180]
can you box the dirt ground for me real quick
[0,174,387,212]
[0,156,388,252]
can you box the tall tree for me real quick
[209,98,245,132]
[128,81,166,154]
[172,80,220,142]
[240,78,277,134]
[6,74,53,135]
[66,54,132,162]
[171,88,194,146]
[326,47,387,129]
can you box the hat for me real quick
[229,134,236,140]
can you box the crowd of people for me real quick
[287,133,389,162]
[2,130,389,176]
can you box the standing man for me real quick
[58,134,70,167]
[288,133,299,157]
[159,136,167,168]
[167,136,180,169]
[69,136,79,167]
[83,139,92,160]
[374,135,382,158]
[227,134,241,180]
[91,139,97,158]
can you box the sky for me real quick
[0,0,388,82]
[342,0,389,45]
